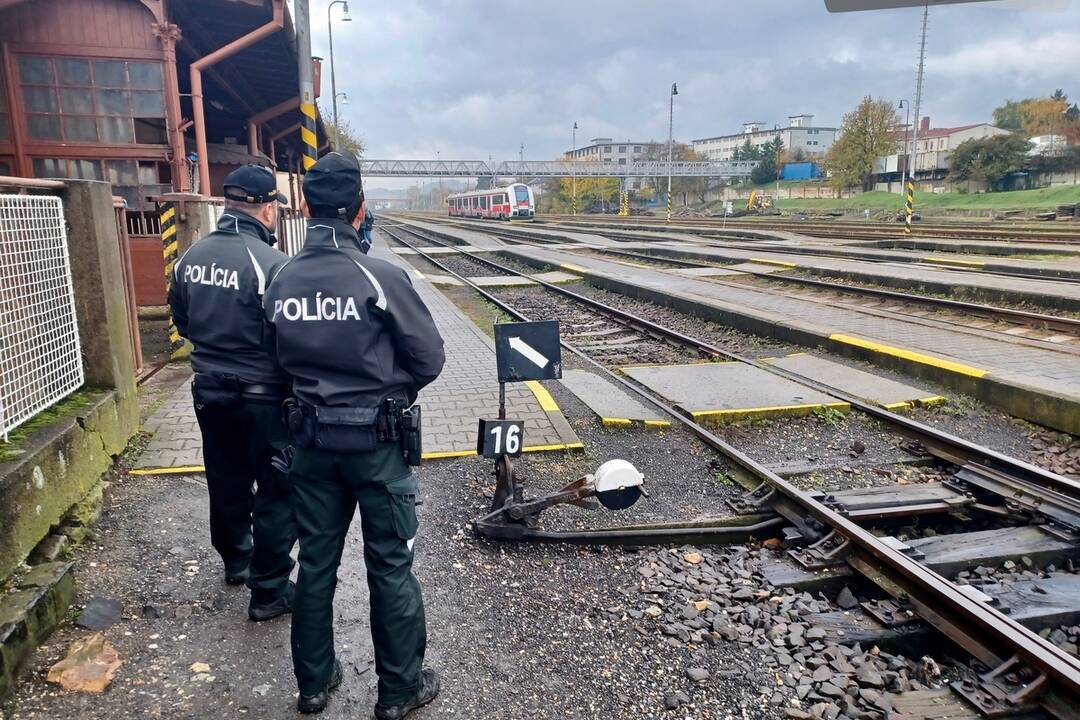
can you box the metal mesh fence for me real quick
[0,195,84,440]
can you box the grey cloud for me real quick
[310,0,1080,170]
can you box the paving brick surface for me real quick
[135,237,578,470]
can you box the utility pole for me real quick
[899,99,910,193]
[571,121,578,215]
[295,0,317,172]
[667,82,678,222]
[905,1,929,236]
[519,143,524,184]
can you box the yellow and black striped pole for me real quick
[904,179,915,235]
[300,100,318,171]
[295,0,317,172]
[158,201,185,357]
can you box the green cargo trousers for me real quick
[289,442,427,705]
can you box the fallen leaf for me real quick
[189,662,211,674]
[47,633,122,693]
[682,552,702,565]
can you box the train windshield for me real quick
[514,186,530,203]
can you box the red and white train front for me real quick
[447,183,535,220]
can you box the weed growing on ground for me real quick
[812,405,846,427]
[713,471,735,486]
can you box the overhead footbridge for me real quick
[358,159,754,179]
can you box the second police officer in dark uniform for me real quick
[168,165,297,621]
[263,152,445,717]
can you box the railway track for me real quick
[538,213,1080,245]
[383,220,1080,718]
[418,218,1080,345]
[528,220,1080,285]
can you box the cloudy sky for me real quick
[306,0,1079,171]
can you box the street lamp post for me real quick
[436,149,443,209]
[667,82,678,223]
[571,121,578,215]
[327,1,352,151]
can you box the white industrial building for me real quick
[875,118,1012,182]
[691,115,836,161]
[565,138,662,165]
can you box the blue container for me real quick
[780,162,819,181]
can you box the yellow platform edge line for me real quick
[748,257,797,268]
[690,401,849,418]
[644,419,672,428]
[129,465,205,476]
[882,401,914,411]
[921,256,985,268]
[525,380,560,413]
[560,263,588,273]
[601,417,633,427]
[829,333,988,378]
[133,441,588,471]
[918,395,948,407]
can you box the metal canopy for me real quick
[358,159,755,179]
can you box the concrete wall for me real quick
[0,180,139,582]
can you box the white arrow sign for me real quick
[508,337,549,368]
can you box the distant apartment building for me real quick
[565,138,661,165]
[564,138,664,190]
[875,117,1011,181]
[691,114,836,161]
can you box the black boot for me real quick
[297,658,343,715]
[248,580,295,622]
[374,669,441,720]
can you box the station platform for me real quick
[621,362,847,422]
[488,222,1080,313]
[405,221,1080,434]
[132,237,581,474]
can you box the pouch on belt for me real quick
[191,372,242,408]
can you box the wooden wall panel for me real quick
[129,234,166,306]
[0,0,157,50]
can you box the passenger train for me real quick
[447,183,534,220]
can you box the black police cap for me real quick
[223,164,287,205]
[302,152,364,219]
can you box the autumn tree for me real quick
[993,91,1080,138]
[823,96,899,191]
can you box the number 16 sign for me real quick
[477,419,524,458]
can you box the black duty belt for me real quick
[240,382,290,398]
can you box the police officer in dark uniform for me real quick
[168,164,297,621]
[360,206,375,253]
[263,152,445,717]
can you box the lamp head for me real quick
[342,2,352,21]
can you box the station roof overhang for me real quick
[170,0,327,170]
